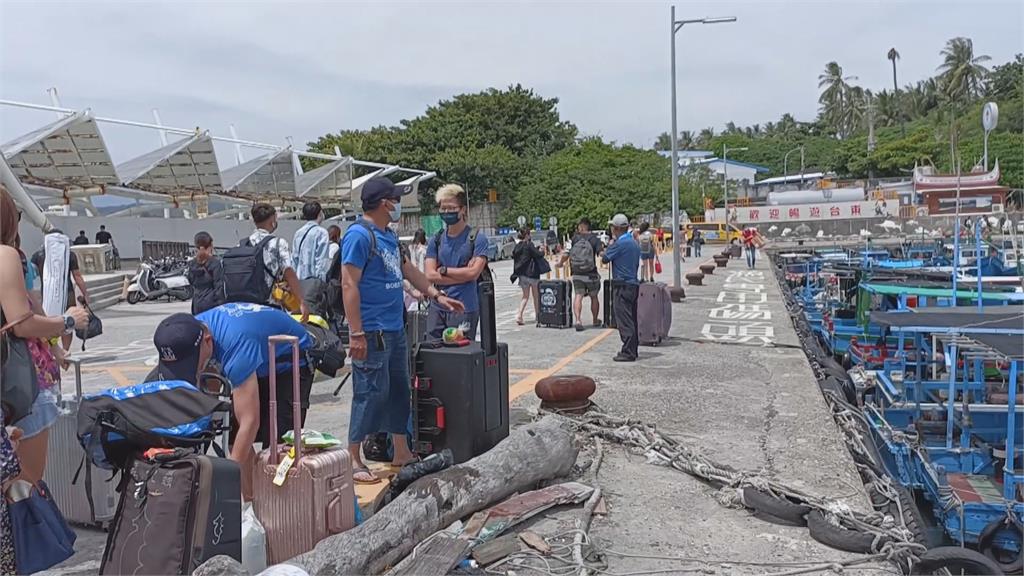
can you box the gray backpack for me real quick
[569,236,596,274]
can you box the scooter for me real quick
[126,259,193,304]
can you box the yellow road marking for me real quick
[106,367,131,386]
[508,368,538,375]
[509,330,613,402]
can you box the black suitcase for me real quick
[412,280,509,463]
[538,279,572,328]
[603,279,624,328]
[100,452,241,575]
[412,342,509,463]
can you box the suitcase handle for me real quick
[65,357,83,400]
[268,334,302,465]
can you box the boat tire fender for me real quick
[806,510,880,554]
[741,487,810,527]
[910,546,1006,575]
[977,515,1024,574]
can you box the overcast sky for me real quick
[1,0,1021,168]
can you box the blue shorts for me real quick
[16,388,59,439]
[640,252,656,261]
[348,331,410,444]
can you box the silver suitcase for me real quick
[43,357,119,526]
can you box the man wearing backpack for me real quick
[424,184,490,341]
[222,203,309,322]
[342,177,463,483]
[559,217,604,332]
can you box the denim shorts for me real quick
[348,331,410,445]
[16,388,59,439]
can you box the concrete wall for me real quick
[18,216,308,260]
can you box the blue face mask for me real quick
[440,211,461,226]
[388,201,402,223]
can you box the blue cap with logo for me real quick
[153,313,205,384]
[361,177,412,211]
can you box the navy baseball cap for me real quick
[361,177,412,210]
[153,313,205,385]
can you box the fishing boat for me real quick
[860,308,1023,569]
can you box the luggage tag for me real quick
[272,447,296,486]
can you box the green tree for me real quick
[818,61,858,138]
[307,85,577,205]
[937,37,991,105]
[986,53,1023,100]
[887,47,905,134]
[511,139,683,228]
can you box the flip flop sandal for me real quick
[353,466,381,485]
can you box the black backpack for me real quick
[222,235,275,304]
[432,227,494,285]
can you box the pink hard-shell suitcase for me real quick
[252,335,356,564]
[637,282,672,345]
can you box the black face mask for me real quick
[440,211,461,226]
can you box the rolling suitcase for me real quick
[602,279,623,329]
[100,451,242,575]
[413,281,509,463]
[44,357,119,526]
[637,282,672,345]
[537,279,572,328]
[253,335,356,565]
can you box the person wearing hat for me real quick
[601,213,641,362]
[342,177,464,483]
[151,304,312,499]
[424,184,490,341]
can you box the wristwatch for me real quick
[62,314,75,335]
[438,266,448,276]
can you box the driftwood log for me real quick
[294,414,577,575]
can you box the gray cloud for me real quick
[2,0,1021,164]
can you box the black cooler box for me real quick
[537,279,573,328]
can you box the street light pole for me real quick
[670,5,680,289]
[669,10,736,290]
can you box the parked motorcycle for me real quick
[126,258,193,304]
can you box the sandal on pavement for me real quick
[353,466,381,484]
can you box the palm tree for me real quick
[653,132,671,151]
[937,37,991,104]
[697,127,715,148]
[818,61,858,138]
[887,48,904,134]
[678,130,695,150]
[875,90,901,127]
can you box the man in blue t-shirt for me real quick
[341,177,463,484]
[602,213,641,362]
[151,304,311,499]
[425,184,489,341]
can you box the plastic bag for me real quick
[241,502,267,574]
[281,429,342,449]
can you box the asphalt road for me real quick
[43,254,885,575]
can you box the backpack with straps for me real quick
[222,235,275,304]
[639,232,654,255]
[432,227,494,284]
[569,235,596,274]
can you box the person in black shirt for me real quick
[95,225,112,245]
[185,231,224,315]
[72,230,89,246]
